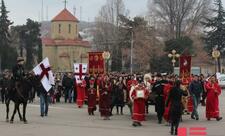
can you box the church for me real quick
[42,7,91,72]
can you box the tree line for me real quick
[94,0,225,73]
[0,0,42,72]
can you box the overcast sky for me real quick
[3,0,225,25]
[4,0,148,25]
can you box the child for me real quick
[87,80,97,115]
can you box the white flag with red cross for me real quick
[74,63,87,83]
[33,58,55,92]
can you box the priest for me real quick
[131,77,149,127]
[87,79,97,115]
[99,75,112,120]
[205,76,222,121]
[76,79,86,108]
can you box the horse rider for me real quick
[12,57,25,90]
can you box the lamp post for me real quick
[120,25,134,74]
[212,48,220,73]
[168,49,180,68]
[102,51,111,73]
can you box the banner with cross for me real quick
[74,63,87,83]
[33,57,55,92]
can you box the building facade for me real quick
[42,8,91,72]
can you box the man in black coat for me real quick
[152,74,168,124]
[12,57,25,92]
[166,80,188,135]
[189,75,203,120]
[12,57,25,82]
[0,70,11,103]
[62,73,74,103]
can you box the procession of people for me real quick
[0,57,223,135]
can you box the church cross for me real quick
[63,0,68,9]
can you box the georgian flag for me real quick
[33,58,55,92]
[74,63,87,83]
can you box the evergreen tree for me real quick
[203,0,225,72]
[164,36,194,55]
[0,0,14,71]
[24,19,42,70]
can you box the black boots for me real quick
[170,128,177,135]
[216,117,222,121]
[132,122,142,127]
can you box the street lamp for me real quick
[102,51,111,73]
[168,49,180,67]
[120,25,134,74]
[212,48,220,73]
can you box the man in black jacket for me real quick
[12,57,25,91]
[62,73,74,103]
[189,75,203,120]
[0,70,11,103]
[152,74,168,124]
[12,57,25,81]
[166,80,188,135]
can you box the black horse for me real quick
[5,75,36,124]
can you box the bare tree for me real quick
[93,0,131,71]
[94,0,128,51]
[148,0,212,39]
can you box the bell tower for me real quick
[51,7,79,40]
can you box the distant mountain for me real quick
[40,21,51,38]
[78,21,96,30]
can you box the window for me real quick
[69,24,71,33]
[76,24,77,34]
[58,24,61,33]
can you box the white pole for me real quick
[131,31,133,74]
[41,0,44,21]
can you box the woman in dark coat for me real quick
[99,75,112,120]
[166,80,187,135]
[115,77,126,115]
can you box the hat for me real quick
[17,57,24,62]
[144,73,151,80]
[3,69,9,75]
[137,77,143,83]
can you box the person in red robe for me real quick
[96,74,103,102]
[87,79,97,115]
[76,79,86,108]
[99,75,111,120]
[127,75,138,100]
[163,81,173,123]
[181,77,191,115]
[131,77,149,127]
[205,76,222,121]
[127,75,138,115]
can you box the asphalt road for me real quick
[0,92,224,136]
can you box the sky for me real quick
[3,0,225,25]
[4,0,148,25]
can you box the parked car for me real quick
[217,74,225,88]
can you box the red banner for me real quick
[179,55,192,79]
[88,52,105,75]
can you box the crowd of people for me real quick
[0,66,223,135]
[55,72,222,135]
